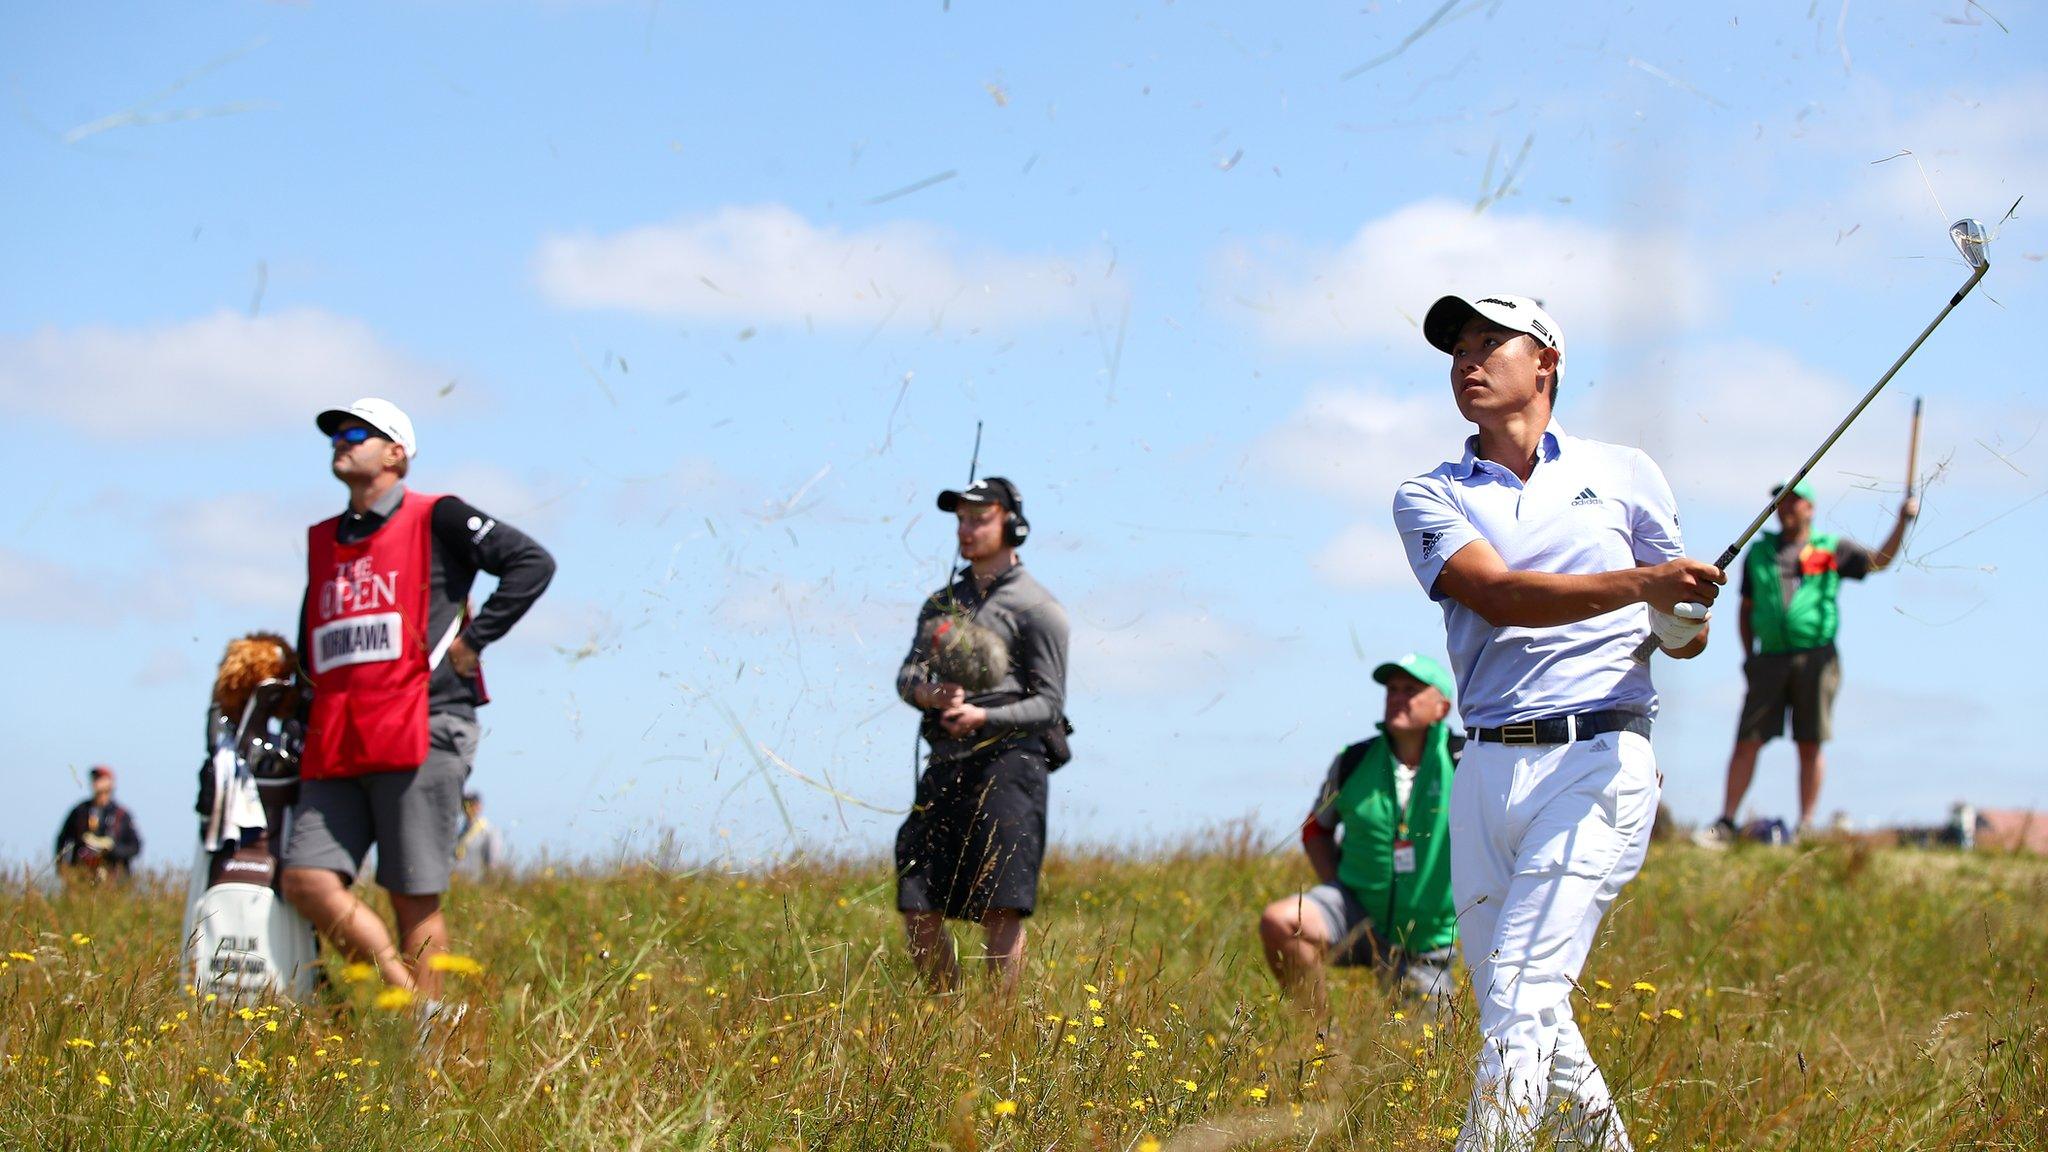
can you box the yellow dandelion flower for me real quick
[1178,1079,1198,1092]
[373,987,414,1011]
[426,954,484,977]
[95,1071,112,1087]
[1593,978,1612,990]
[7,952,33,963]
[1631,981,1657,993]
[1091,1015,1106,1028]
[632,972,651,984]
[1138,1139,1162,1152]
[1088,997,1103,1011]
[264,1021,278,1033]
[1637,1011,1653,1022]
[1663,1008,1685,1021]
[1246,1087,1268,1101]
[1083,983,1099,994]
[991,1100,1018,1117]
[65,1038,96,1050]
[341,962,376,984]
[1595,1001,1614,1011]
[70,934,91,947]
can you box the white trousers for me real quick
[1450,731,1660,1152]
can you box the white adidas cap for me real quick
[1423,293,1565,374]
[316,397,418,461]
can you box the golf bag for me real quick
[180,678,319,1001]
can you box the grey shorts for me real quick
[283,713,477,896]
[1738,646,1842,744]
[1299,883,1455,1003]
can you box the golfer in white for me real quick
[1393,293,1724,1151]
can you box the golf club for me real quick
[1633,218,1990,663]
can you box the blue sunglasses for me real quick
[330,426,385,447]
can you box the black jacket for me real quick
[54,800,142,872]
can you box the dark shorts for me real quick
[1298,883,1455,1003]
[896,740,1048,921]
[282,713,477,895]
[1738,646,1842,745]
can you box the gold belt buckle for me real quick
[1500,721,1539,745]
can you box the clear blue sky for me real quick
[5,1,2041,868]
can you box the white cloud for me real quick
[1248,380,1471,589]
[534,203,1123,329]
[1862,81,2046,234]
[1066,574,1262,698]
[173,492,309,615]
[2,492,307,627]
[1249,350,1950,590]
[1309,522,1427,592]
[1217,199,1715,349]
[0,308,449,436]
[0,547,111,620]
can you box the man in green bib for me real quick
[1258,653,1460,1015]
[1707,479,1916,840]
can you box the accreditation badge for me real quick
[1392,839,1417,874]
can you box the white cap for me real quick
[1423,293,1565,374]
[317,398,418,461]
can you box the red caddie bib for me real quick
[301,491,443,779]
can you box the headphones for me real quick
[981,476,1031,547]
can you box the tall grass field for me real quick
[5,837,2044,1150]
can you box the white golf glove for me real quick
[1646,602,1712,647]
[1650,604,1709,650]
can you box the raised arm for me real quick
[1867,496,1919,572]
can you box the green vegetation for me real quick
[5,838,2044,1150]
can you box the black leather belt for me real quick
[1467,710,1652,746]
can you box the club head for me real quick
[1949,218,1990,269]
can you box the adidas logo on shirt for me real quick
[1570,488,1601,506]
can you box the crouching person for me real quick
[1259,654,1461,1016]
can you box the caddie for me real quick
[281,398,555,1010]
[1393,293,1724,1150]
[1704,478,1917,841]
[1257,653,1461,1017]
[893,476,1070,993]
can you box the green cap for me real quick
[1772,478,1817,502]
[1372,653,1456,704]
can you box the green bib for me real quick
[1745,531,1841,653]
[1328,723,1458,953]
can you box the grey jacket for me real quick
[896,562,1070,762]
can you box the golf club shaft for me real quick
[1632,262,1988,663]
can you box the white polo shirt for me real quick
[1391,419,1686,729]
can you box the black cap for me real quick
[937,476,1023,516]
